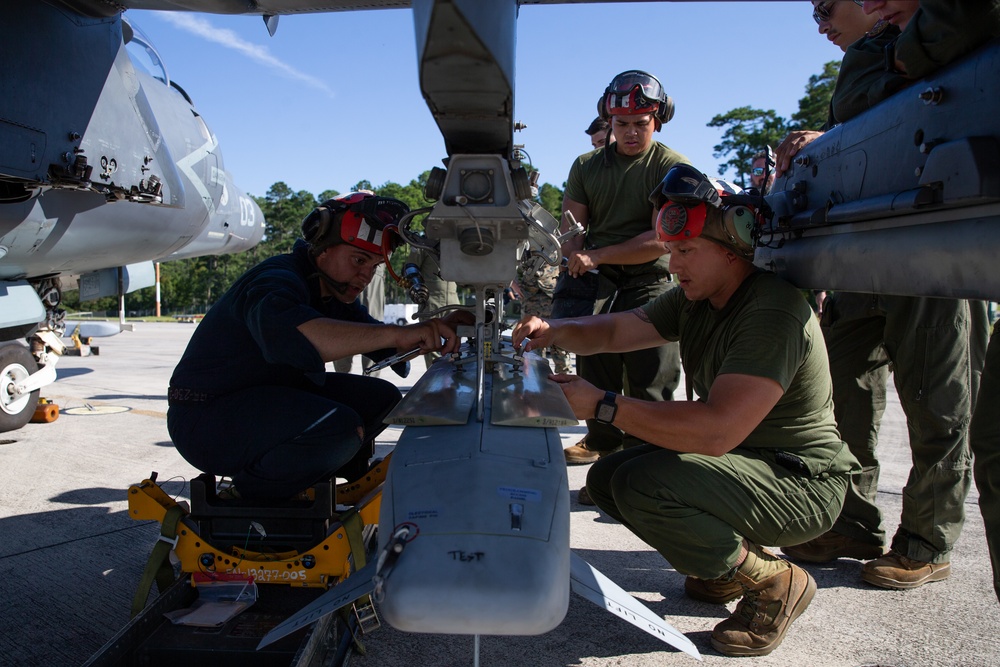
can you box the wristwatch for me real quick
[594,391,618,424]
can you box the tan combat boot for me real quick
[710,542,817,657]
[564,436,599,464]
[684,575,743,604]
[781,529,884,563]
[862,550,950,590]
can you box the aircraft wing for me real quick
[109,0,1000,303]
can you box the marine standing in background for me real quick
[778,0,995,592]
[558,70,689,501]
[551,115,618,458]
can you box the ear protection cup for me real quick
[302,202,347,252]
[656,201,707,243]
[302,205,332,245]
[659,95,675,125]
[720,205,758,256]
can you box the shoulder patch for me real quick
[867,18,890,37]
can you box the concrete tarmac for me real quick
[0,322,996,666]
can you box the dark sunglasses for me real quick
[813,0,865,25]
[812,1,832,24]
[752,167,766,177]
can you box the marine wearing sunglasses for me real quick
[813,0,865,24]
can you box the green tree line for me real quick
[710,60,839,187]
[62,169,567,316]
[62,61,838,316]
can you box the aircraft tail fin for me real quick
[569,552,702,660]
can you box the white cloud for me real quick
[154,13,335,98]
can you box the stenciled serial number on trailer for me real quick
[247,568,315,582]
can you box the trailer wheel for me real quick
[0,345,39,433]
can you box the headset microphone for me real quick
[313,272,353,299]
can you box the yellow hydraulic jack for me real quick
[126,456,392,646]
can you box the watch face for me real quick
[596,402,616,423]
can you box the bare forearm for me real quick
[298,319,403,362]
[611,396,737,456]
[561,197,588,257]
[546,312,655,356]
[545,318,614,356]
[594,374,782,457]
[561,234,584,257]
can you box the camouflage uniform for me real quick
[516,263,571,374]
[407,247,459,367]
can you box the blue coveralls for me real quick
[167,241,403,500]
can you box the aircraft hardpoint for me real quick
[28,1,992,666]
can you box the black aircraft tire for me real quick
[0,344,39,433]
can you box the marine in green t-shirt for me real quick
[513,164,859,657]
[557,70,689,471]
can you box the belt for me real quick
[167,386,216,405]
[598,266,671,290]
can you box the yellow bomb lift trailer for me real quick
[84,456,392,667]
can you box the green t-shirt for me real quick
[643,270,857,477]
[564,141,688,277]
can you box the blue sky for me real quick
[127,2,842,200]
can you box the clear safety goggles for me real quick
[607,71,664,103]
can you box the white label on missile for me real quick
[497,486,541,502]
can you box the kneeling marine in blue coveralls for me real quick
[167,192,468,500]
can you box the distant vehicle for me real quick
[383,303,418,326]
[0,4,265,433]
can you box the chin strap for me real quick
[310,270,352,300]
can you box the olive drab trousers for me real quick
[822,292,988,563]
[970,325,1000,602]
[586,444,850,580]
